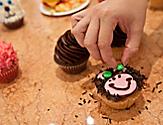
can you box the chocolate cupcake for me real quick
[0,0,24,29]
[54,30,90,74]
[93,64,146,109]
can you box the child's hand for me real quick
[71,0,148,67]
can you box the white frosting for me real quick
[103,73,137,96]
[0,0,24,23]
[97,72,105,80]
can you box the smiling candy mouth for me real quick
[108,77,132,90]
[5,12,16,18]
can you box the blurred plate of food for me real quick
[40,0,90,16]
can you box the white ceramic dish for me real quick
[40,0,90,16]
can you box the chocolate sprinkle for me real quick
[156,81,162,88]
[75,115,78,118]
[152,87,155,93]
[156,81,162,85]
[109,118,112,124]
[80,98,82,100]
[125,107,130,110]
[147,100,151,103]
[94,101,98,103]
[47,109,50,111]
[82,90,87,95]
[112,77,116,80]
[88,100,91,104]
[138,111,141,114]
[89,93,94,99]
[102,116,108,119]
[145,106,148,110]
[118,74,121,78]
[131,118,134,120]
[158,90,162,93]
[83,99,86,104]
[78,103,83,106]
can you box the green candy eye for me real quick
[103,71,112,79]
[116,64,124,71]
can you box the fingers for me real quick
[71,9,87,28]
[84,17,101,60]
[121,27,142,65]
[71,16,90,47]
[98,17,117,67]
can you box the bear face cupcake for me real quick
[94,64,146,109]
[54,30,90,74]
[0,0,24,29]
[0,41,19,83]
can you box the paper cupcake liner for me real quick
[3,17,24,29]
[0,65,19,83]
[59,61,88,74]
[97,90,141,110]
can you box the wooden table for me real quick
[0,0,163,125]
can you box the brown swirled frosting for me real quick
[54,30,90,66]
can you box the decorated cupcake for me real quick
[0,0,24,29]
[0,41,19,83]
[93,64,146,109]
[54,30,90,74]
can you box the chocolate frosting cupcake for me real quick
[54,30,90,66]
[54,30,90,74]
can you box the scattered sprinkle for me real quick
[141,67,144,69]
[109,118,112,124]
[80,98,82,100]
[94,101,98,103]
[138,111,141,114]
[88,100,91,104]
[125,107,130,110]
[89,93,94,99]
[82,90,87,95]
[152,87,155,93]
[75,115,78,118]
[83,99,86,104]
[158,90,162,93]
[78,103,83,106]
[47,109,50,111]
[102,116,108,119]
[38,89,41,91]
[156,81,162,86]
[131,118,134,120]
[145,106,148,110]
[91,77,94,81]
[147,100,151,103]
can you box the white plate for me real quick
[40,0,90,16]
